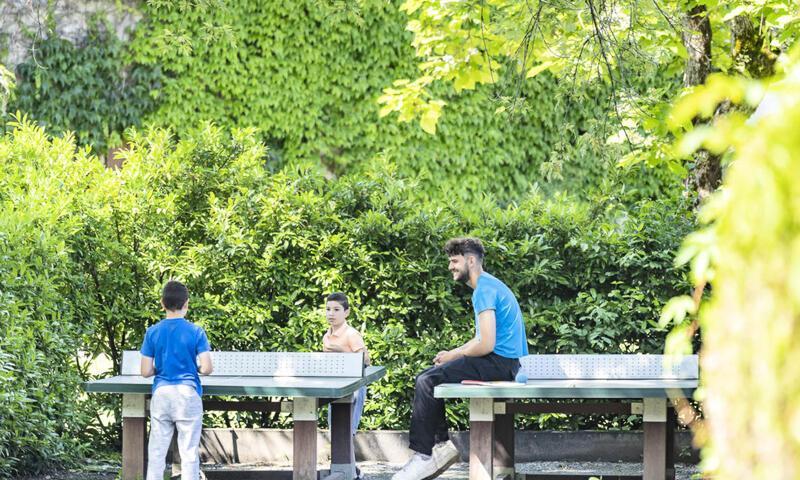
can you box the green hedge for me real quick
[10,25,161,152]
[0,121,692,473]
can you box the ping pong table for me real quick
[85,351,385,480]
[434,354,698,480]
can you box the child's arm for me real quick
[357,347,371,366]
[197,351,213,375]
[140,356,156,377]
[140,328,155,377]
[196,328,213,375]
[350,331,370,366]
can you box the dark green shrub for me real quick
[0,121,692,473]
[10,24,161,153]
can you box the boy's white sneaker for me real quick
[391,453,438,480]
[425,440,459,479]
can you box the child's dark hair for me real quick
[326,292,349,310]
[162,280,189,311]
[444,237,485,260]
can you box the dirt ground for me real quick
[18,461,701,479]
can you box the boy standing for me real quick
[140,280,213,480]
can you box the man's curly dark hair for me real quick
[444,237,485,260]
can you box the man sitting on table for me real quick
[392,237,529,480]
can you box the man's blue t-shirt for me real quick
[472,272,529,358]
[140,318,211,395]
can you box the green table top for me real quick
[434,378,697,399]
[85,366,385,398]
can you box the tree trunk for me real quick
[681,4,719,201]
[682,5,712,88]
[681,9,779,201]
[730,15,777,78]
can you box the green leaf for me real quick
[722,5,749,22]
[659,295,696,328]
[419,109,439,134]
[526,61,554,79]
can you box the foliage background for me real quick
[656,47,800,476]
[6,0,680,204]
[0,119,692,476]
[0,0,699,476]
[9,23,161,153]
[3,0,800,478]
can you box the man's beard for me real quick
[454,267,470,284]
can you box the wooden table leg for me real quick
[329,396,356,479]
[293,397,318,480]
[122,394,147,480]
[469,398,494,480]
[643,398,667,480]
[493,402,514,480]
[666,406,676,480]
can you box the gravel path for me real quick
[18,461,701,479]
[202,461,702,479]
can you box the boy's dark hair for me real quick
[326,292,349,310]
[162,280,189,311]
[444,237,485,261]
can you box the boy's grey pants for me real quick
[147,384,203,480]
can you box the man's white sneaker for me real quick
[425,440,459,479]
[391,453,438,480]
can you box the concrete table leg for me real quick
[643,398,667,480]
[293,397,319,480]
[122,394,147,480]
[493,402,514,480]
[329,396,356,480]
[666,407,676,480]
[469,398,494,480]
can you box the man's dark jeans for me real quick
[408,352,520,455]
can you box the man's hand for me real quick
[433,351,447,365]
[433,349,462,366]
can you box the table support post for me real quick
[469,398,494,480]
[329,395,356,480]
[643,398,667,480]
[493,402,514,480]
[122,394,147,480]
[293,397,319,480]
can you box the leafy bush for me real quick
[0,120,693,474]
[9,24,162,153]
[0,121,99,477]
[661,49,800,477]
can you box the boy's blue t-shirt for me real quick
[140,318,211,395]
[472,272,529,359]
